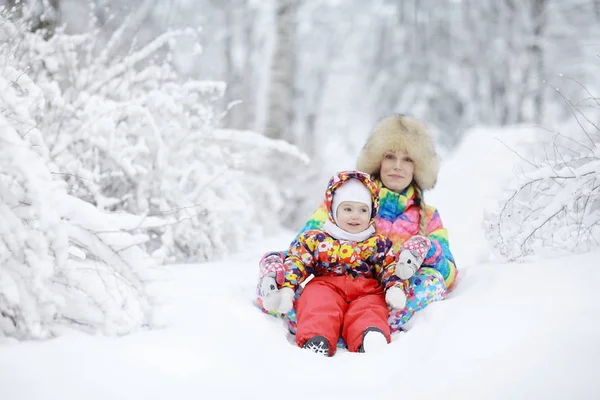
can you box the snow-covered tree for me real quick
[0,10,307,338]
[0,112,67,339]
[4,0,61,37]
[0,23,161,338]
[2,6,307,263]
[485,79,600,260]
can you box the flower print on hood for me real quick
[322,171,381,242]
[324,170,380,224]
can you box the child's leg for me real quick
[295,277,347,356]
[342,278,390,353]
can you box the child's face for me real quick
[336,201,371,233]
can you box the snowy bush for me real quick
[0,11,305,339]
[1,10,307,263]
[0,65,161,339]
[0,116,67,339]
[485,86,600,260]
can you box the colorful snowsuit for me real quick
[285,229,401,353]
[281,171,403,353]
[256,181,457,335]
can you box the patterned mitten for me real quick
[385,286,407,310]
[258,251,286,310]
[396,236,431,280]
[258,252,285,284]
[277,287,296,314]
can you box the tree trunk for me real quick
[265,0,297,140]
[530,0,547,124]
[222,1,238,128]
[242,1,257,130]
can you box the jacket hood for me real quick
[324,170,380,224]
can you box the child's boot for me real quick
[302,335,330,357]
[359,327,388,353]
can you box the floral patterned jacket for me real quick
[281,171,402,292]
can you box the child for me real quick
[272,170,406,356]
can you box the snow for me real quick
[427,124,544,266]
[2,127,600,399]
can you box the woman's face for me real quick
[379,151,415,192]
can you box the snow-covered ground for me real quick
[2,126,600,400]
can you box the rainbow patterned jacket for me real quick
[289,182,457,290]
[282,171,402,292]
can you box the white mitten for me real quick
[260,275,282,311]
[277,287,296,314]
[396,250,421,280]
[385,286,407,310]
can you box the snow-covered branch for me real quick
[485,92,600,260]
[0,11,307,339]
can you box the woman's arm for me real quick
[287,200,329,249]
[421,207,458,289]
[258,200,329,271]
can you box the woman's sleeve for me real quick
[258,202,328,280]
[422,207,458,289]
[286,200,330,250]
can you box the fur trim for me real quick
[356,114,440,190]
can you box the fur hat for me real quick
[356,114,440,190]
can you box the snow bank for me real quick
[428,124,543,266]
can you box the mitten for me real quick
[260,274,282,311]
[258,252,285,285]
[277,287,296,314]
[385,286,406,310]
[396,235,431,280]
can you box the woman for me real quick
[257,114,457,336]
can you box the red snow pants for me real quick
[295,275,390,355]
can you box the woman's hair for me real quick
[413,184,428,236]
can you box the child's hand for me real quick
[277,287,295,314]
[260,274,282,311]
[385,286,406,310]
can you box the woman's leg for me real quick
[388,267,447,332]
[342,277,390,352]
[296,277,347,356]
